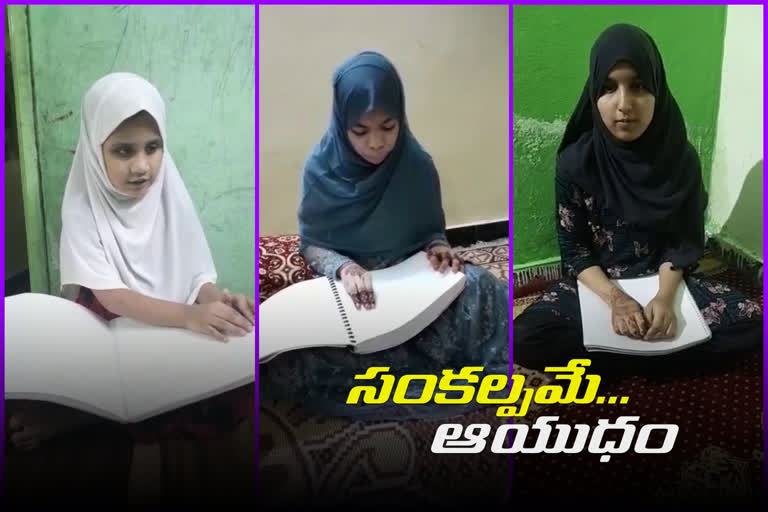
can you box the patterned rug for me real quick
[510,253,764,504]
[259,238,515,507]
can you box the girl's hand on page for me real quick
[221,289,256,326]
[339,262,375,310]
[643,296,677,340]
[426,243,463,273]
[185,301,253,342]
[608,288,648,339]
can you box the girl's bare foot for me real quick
[8,401,103,451]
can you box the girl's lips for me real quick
[363,155,386,165]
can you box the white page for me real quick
[258,276,351,363]
[340,252,466,346]
[352,271,467,355]
[4,293,126,421]
[258,251,467,362]
[578,274,711,356]
[113,317,255,422]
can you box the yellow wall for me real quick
[259,4,509,235]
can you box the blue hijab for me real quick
[298,51,446,264]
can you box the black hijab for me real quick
[557,23,708,269]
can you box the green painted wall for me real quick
[9,5,255,295]
[512,5,726,267]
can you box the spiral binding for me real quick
[328,277,357,344]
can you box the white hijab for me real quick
[59,72,217,304]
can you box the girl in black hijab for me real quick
[514,23,762,372]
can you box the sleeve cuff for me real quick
[425,237,449,251]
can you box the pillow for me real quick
[259,235,314,303]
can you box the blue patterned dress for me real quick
[259,240,510,422]
[514,173,763,372]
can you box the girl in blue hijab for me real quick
[259,51,510,421]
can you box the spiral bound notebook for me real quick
[259,251,467,363]
[577,274,712,356]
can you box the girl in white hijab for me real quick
[9,72,255,451]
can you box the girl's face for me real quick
[347,110,399,165]
[596,62,655,142]
[102,111,164,198]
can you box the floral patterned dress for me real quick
[513,173,763,371]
